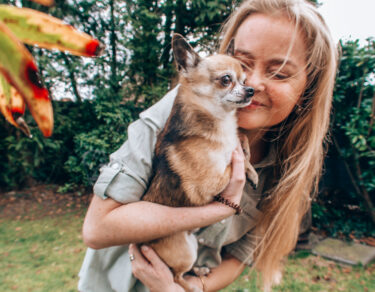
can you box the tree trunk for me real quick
[109,0,119,92]
[61,53,82,103]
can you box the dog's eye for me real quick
[220,75,232,87]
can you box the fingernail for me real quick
[141,245,149,252]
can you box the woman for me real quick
[78,0,338,291]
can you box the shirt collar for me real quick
[253,143,277,169]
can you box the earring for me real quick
[295,105,303,115]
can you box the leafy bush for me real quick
[62,98,136,190]
[313,39,375,233]
[0,100,96,189]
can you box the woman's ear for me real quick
[172,33,201,72]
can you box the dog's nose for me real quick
[245,86,254,98]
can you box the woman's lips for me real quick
[243,100,264,109]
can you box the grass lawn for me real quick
[0,212,85,292]
[223,251,375,291]
[0,188,374,291]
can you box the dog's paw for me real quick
[246,166,259,190]
[247,176,258,190]
[193,266,210,276]
[190,286,203,292]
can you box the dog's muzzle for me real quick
[245,86,254,98]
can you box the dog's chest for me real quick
[209,114,238,173]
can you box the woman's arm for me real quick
[193,254,246,291]
[83,196,236,249]
[129,244,245,292]
[83,146,246,249]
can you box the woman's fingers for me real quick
[231,149,246,182]
[129,244,169,274]
[129,244,152,282]
[129,244,148,266]
[139,245,166,269]
[235,138,245,155]
[212,140,247,214]
[129,244,182,291]
[220,145,246,206]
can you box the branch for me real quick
[357,67,368,108]
[351,145,375,224]
[333,136,375,224]
[109,0,118,90]
[61,53,82,103]
[368,89,375,138]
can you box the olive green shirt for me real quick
[78,86,276,292]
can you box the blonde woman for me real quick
[78,0,338,291]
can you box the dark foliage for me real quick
[313,39,375,235]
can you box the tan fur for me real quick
[141,34,258,291]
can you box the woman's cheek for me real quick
[269,84,300,110]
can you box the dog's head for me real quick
[172,33,254,110]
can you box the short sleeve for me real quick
[224,230,257,266]
[93,86,178,204]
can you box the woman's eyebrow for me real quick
[234,49,298,69]
[234,49,254,59]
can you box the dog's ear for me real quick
[172,33,201,72]
[226,38,235,56]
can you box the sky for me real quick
[317,0,375,44]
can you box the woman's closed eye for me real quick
[267,67,292,80]
[269,71,290,80]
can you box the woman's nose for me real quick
[245,70,266,92]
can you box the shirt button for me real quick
[111,162,120,170]
[198,238,205,244]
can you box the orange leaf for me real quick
[27,0,55,7]
[0,20,53,137]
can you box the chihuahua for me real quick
[141,34,258,292]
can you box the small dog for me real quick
[141,34,258,292]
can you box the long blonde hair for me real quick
[219,0,338,289]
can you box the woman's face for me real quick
[234,13,308,131]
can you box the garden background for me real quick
[0,0,374,291]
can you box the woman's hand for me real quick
[129,244,185,292]
[220,142,246,206]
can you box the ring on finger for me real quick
[129,254,135,261]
